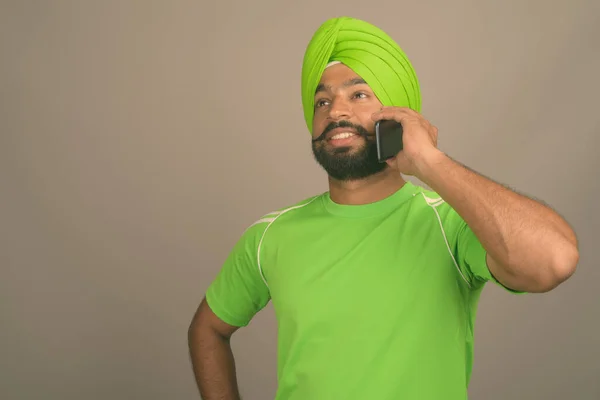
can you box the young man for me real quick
[188,16,579,400]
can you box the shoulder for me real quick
[410,186,454,214]
[227,193,324,268]
[240,193,325,238]
[403,184,466,233]
[408,185,467,240]
[410,185,445,207]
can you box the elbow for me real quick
[535,243,579,293]
[552,243,579,284]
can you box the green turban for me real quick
[301,16,421,134]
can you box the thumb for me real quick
[385,156,397,168]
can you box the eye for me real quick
[315,99,330,108]
[353,92,368,99]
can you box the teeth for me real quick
[330,132,356,140]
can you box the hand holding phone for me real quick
[375,119,403,163]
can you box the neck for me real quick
[328,166,407,205]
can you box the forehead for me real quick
[317,63,367,88]
[316,64,367,93]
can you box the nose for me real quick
[327,97,352,121]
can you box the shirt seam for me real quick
[257,195,321,289]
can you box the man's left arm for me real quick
[374,107,580,293]
[419,151,578,293]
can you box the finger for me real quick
[371,108,414,122]
[380,106,416,114]
[371,106,411,117]
[431,126,439,146]
[418,117,436,136]
[394,154,411,174]
[372,107,425,125]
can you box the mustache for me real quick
[312,120,373,143]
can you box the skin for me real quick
[311,64,406,205]
[188,298,241,400]
[188,62,580,399]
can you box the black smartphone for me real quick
[375,119,403,163]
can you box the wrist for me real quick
[414,149,448,185]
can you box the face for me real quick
[311,63,387,181]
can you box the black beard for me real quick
[311,120,388,181]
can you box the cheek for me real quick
[311,122,319,137]
[312,115,326,135]
[356,110,378,131]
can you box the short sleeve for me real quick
[441,205,525,294]
[205,223,271,327]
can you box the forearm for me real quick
[416,150,578,290]
[188,326,241,400]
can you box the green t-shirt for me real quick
[206,181,522,400]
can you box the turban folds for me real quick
[301,16,421,134]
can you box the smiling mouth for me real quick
[326,129,361,141]
[324,131,363,149]
[329,131,357,140]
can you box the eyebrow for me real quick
[315,78,368,94]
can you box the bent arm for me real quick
[417,150,579,293]
[188,297,242,400]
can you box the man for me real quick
[188,16,579,400]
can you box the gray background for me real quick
[1,0,599,399]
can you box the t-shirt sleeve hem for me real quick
[467,235,527,294]
[486,267,529,295]
[468,243,528,295]
[205,290,251,328]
